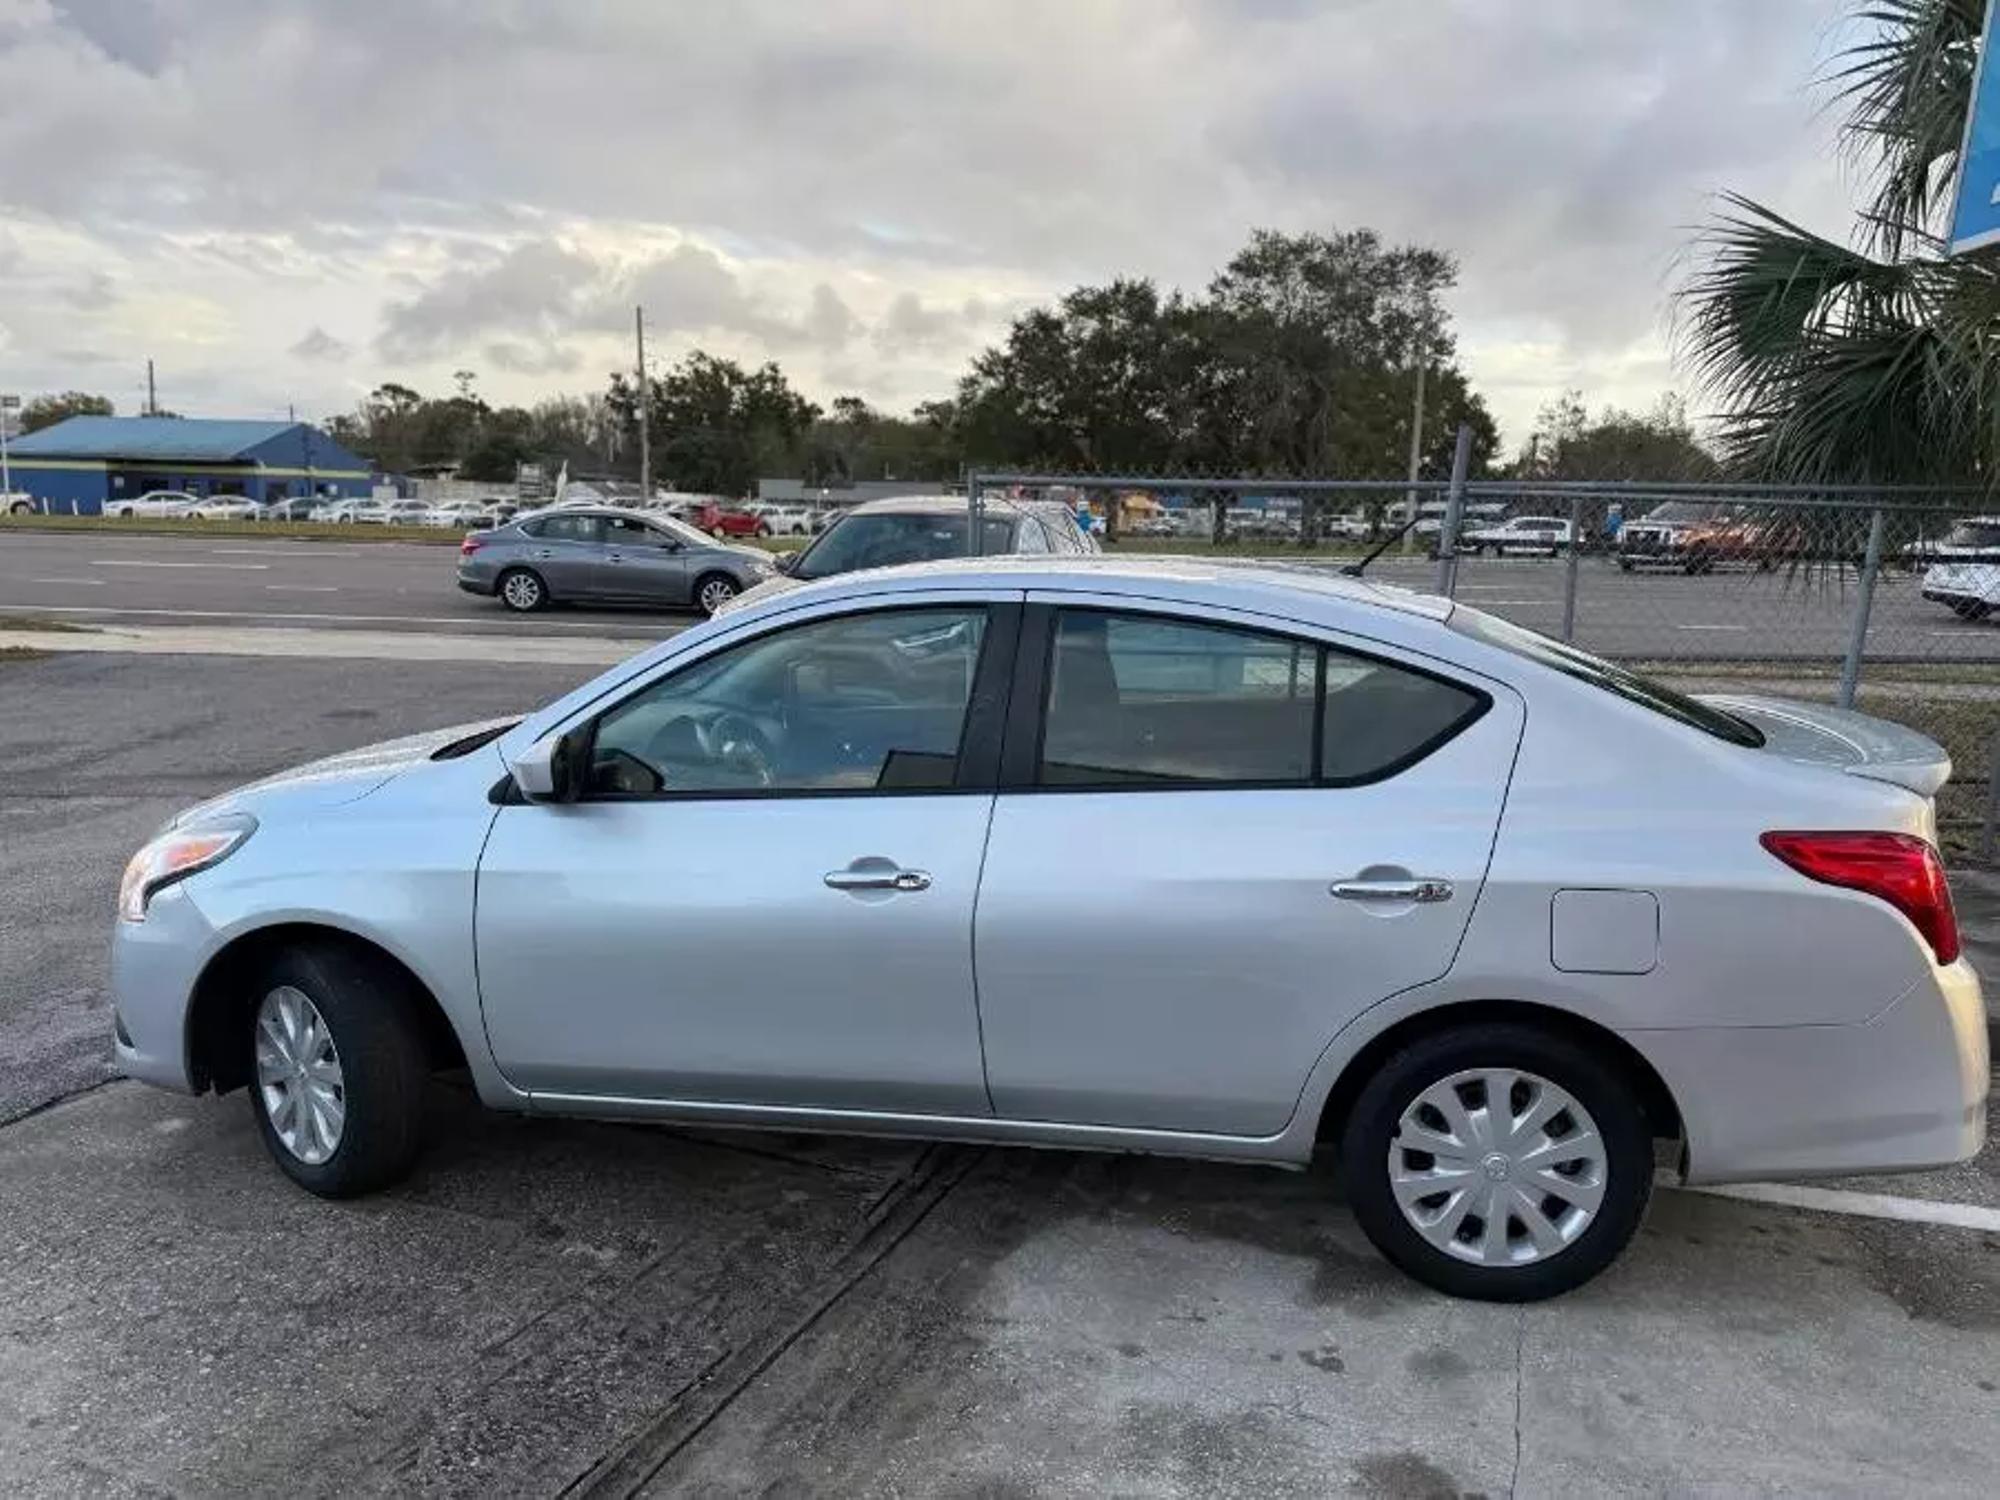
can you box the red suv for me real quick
[688,501,771,538]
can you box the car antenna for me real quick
[1341,513,1420,577]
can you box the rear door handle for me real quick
[824,867,931,892]
[1331,877,1453,903]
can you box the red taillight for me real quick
[460,536,482,556]
[1760,831,1959,965]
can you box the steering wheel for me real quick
[697,712,777,788]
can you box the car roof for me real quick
[738,553,1453,623]
[841,494,1025,517]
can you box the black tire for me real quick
[755,523,773,538]
[1339,1022,1654,1302]
[497,567,548,612]
[1617,557,1634,572]
[693,571,739,616]
[1951,600,1990,621]
[247,942,430,1198]
[8,499,34,516]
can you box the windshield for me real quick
[1451,607,1764,748]
[791,512,1017,580]
[648,513,713,547]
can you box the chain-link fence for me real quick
[967,467,1999,861]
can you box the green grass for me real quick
[0,613,94,633]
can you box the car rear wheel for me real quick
[694,571,738,615]
[498,567,547,612]
[1340,1022,1653,1302]
[247,944,429,1198]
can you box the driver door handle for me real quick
[1331,877,1453,903]
[824,868,931,892]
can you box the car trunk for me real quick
[1698,693,1952,797]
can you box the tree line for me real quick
[22,227,1718,495]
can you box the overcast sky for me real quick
[0,0,1860,452]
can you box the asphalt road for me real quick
[2,649,1999,1494]
[0,530,681,640]
[5,528,1999,663]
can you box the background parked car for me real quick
[687,500,772,538]
[458,505,776,615]
[354,498,435,526]
[749,503,816,535]
[724,494,1095,611]
[188,495,261,521]
[424,499,504,530]
[1464,515,1574,557]
[255,497,331,522]
[108,489,201,519]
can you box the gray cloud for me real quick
[61,269,116,310]
[485,339,582,376]
[0,0,1857,437]
[290,326,350,362]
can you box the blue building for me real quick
[5,416,372,515]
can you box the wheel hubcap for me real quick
[1387,1068,1606,1267]
[700,579,734,611]
[504,574,539,608]
[254,986,345,1165]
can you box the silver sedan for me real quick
[111,557,1986,1300]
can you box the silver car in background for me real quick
[457,504,777,614]
[728,493,1095,611]
[110,557,1985,1301]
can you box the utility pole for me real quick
[634,306,651,500]
[1,393,17,501]
[146,359,157,417]
[1399,358,1426,553]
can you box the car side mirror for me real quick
[774,553,798,575]
[508,729,587,804]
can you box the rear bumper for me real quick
[1634,961,1989,1184]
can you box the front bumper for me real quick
[110,883,223,1094]
[1636,960,1989,1184]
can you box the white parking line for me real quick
[1667,1177,2000,1232]
[90,560,271,571]
[27,577,107,586]
[263,585,338,593]
[1675,623,1749,632]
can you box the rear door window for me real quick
[1037,609,1488,788]
[525,514,602,544]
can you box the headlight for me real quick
[117,814,256,923]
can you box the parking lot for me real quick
[3,641,1999,1496]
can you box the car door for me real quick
[522,513,608,598]
[596,514,691,603]
[476,597,1018,1111]
[972,596,1524,1137]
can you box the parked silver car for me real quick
[111,557,1985,1300]
[729,494,1094,611]
[456,504,776,615]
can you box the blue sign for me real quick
[1951,0,2000,253]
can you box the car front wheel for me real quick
[1340,1022,1653,1301]
[248,943,430,1197]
